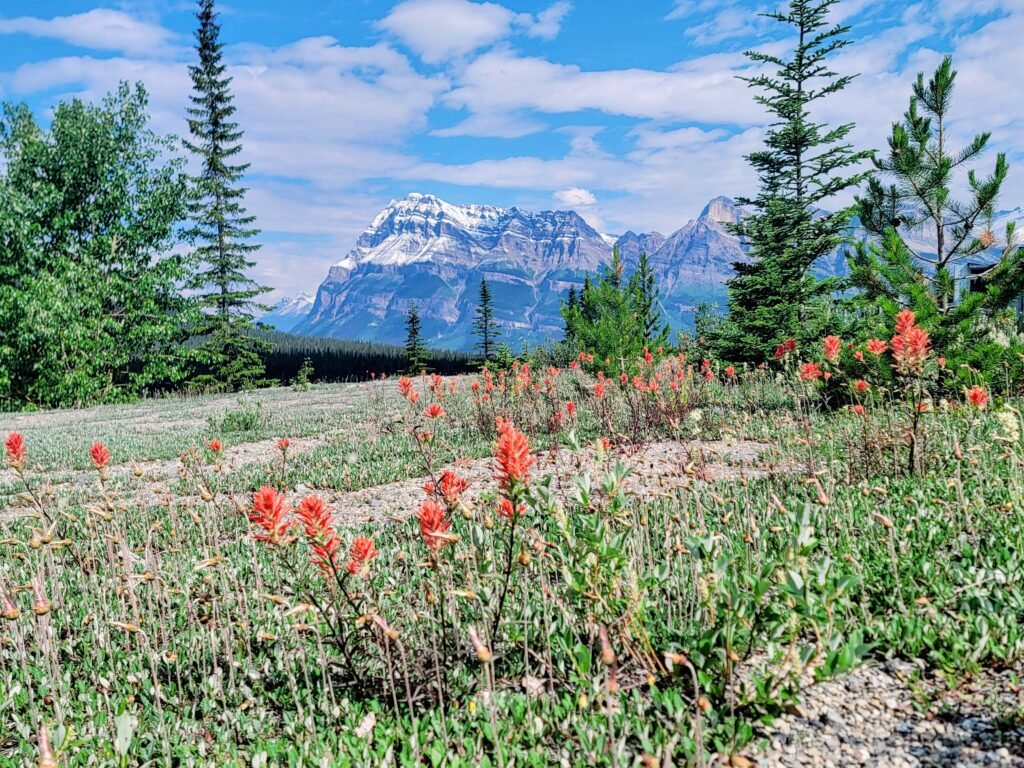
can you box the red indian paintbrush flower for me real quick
[866,339,888,355]
[966,385,988,409]
[894,309,916,336]
[424,469,470,507]
[4,432,25,469]
[346,535,379,575]
[798,362,823,382]
[89,441,111,470]
[853,379,870,392]
[422,403,445,419]
[250,486,294,545]
[417,498,451,551]
[497,497,525,520]
[295,494,343,575]
[494,418,534,491]
[823,336,842,362]
[890,315,930,374]
[277,437,291,452]
[206,439,223,454]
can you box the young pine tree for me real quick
[184,0,270,390]
[714,0,872,362]
[562,247,650,366]
[404,304,428,374]
[472,277,501,362]
[850,55,1023,353]
[628,252,670,349]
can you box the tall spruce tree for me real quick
[404,304,428,373]
[714,0,872,362]
[472,277,501,362]
[850,55,1023,353]
[628,252,670,348]
[184,0,270,390]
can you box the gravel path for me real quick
[749,660,1024,767]
[324,437,785,524]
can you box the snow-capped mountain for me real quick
[292,193,611,348]
[261,291,315,333]
[286,192,852,349]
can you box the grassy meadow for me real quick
[1,355,1023,766]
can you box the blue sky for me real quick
[1,0,1021,297]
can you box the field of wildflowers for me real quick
[1,314,1023,766]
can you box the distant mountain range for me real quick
[261,291,314,333]
[266,192,858,349]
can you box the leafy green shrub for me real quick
[209,398,266,433]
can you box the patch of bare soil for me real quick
[0,437,325,520]
[325,438,788,525]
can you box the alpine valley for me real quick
[272,193,850,350]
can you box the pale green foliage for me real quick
[0,83,190,409]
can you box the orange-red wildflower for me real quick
[823,336,842,362]
[424,469,470,507]
[966,385,988,409]
[4,432,25,469]
[422,403,445,419]
[417,498,451,550]
[866,339,888,355]
[494,419,534,491]
[89,442,111,470]
[250,486,294,545]
[346,536,379,575]
[799,362,823,382]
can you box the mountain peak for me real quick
[699,196,742,225]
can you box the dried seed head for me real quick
[599,625,616,666]
[468,626,491,663]
[872,512,894,530]
[1,590,19,621]
[37,724,58,768]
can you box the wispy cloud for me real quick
[0,9,179,56]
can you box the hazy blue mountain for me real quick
[260,291,315,332]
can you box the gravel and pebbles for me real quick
[749,660,1024,767]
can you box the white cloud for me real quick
[377,0,522,63]
[529,1,572,39]
[431,111,544,138]
[554,186,596,207]
[377,0,572,63]
[444,49,760,124]
[0,9,177,56]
